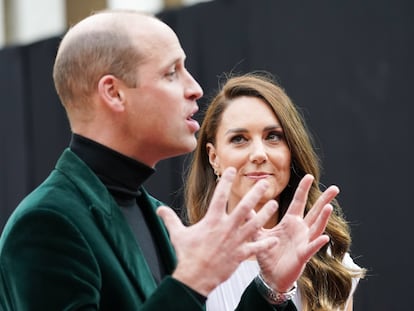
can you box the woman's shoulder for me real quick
[342,252,361,270]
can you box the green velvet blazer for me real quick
[0,149,294,311]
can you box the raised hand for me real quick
[157,167,279,296]
[256,174,337,292]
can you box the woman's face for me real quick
[207,96,291,211]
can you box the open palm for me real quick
[256,175,338,292]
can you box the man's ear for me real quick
[98,74,125,112]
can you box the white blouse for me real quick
[206,253,361,311]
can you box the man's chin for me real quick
[167,140,197,159]
[182,137,197,153]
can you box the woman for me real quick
[185,72,365,311]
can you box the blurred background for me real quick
[0,0,413,310]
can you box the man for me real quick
[0,10,333,310]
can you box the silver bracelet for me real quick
[254,273,297,305]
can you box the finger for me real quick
[229,179,270,226]
[244,209,257,223]
[242,200,278,238]
[244,199,278,221]
[308,204,333,241]
[156,206,185,239]
[285,174,314,216]
[301,234,330,263]
[205,167,236,219]
[243,236,279,259]
[305,185,339,226]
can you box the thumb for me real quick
[156,205,184,236]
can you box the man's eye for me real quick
[166,70,176,77]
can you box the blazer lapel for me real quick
[91,200,158,299]
[56,149,158,299]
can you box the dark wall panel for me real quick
[0,46,30,229]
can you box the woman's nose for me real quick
[249,141,268,164]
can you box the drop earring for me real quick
[214,169,221,182]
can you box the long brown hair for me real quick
[185,72,365,310]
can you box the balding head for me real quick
[53,10,163,113]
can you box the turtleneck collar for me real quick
[69,133,155,201]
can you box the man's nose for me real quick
[184,70,203,101]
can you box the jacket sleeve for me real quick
[141,277,206,311]
[235,281,297,311]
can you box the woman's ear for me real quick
[206,142,219,168]
[207,142,222,180]
[98,74,125,112]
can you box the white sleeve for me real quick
[342,252,361,297]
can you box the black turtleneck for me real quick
[70,133,165,284]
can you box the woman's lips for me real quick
[245,173,272,180]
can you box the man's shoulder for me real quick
[0,149,112,239]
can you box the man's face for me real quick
[123,19,203,166]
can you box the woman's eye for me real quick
[267,131,283,142]
[230,135,246,144]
